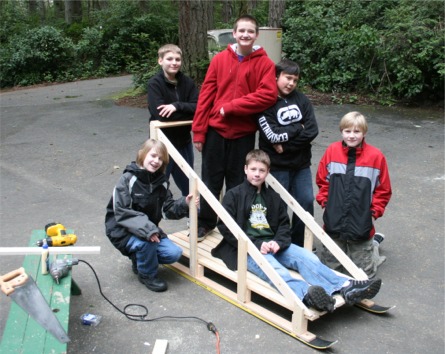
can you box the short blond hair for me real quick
[136,139,169,173]
[339,111,368,134]
[158,44,182,59]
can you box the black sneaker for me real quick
[341,278,382,305]
[197,226,212,242]
[373,232,385,245]
[138,274,168,292]
[303,286,336,313]
[130,254,138,275]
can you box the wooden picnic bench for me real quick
[0,229,80,354]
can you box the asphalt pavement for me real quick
[0,76,443,353]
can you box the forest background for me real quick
[1,0,443,106]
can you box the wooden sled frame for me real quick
[150,121,373,347]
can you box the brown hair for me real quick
[245,149,271,169]
[233,14,259,33]
[136,139,169,173]
[158,44,182,59]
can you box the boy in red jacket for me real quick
[192,14,277,241]
[316,112,392,278]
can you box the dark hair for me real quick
[233,14,259,33]
[276,59,300,78]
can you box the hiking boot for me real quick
[138,274,168,292]
[303,286,336,313]
[373,232,385,246]
[130,254,138,275]
[341,278,382,305]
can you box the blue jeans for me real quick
[165,142,194,196]
[247,244,346,300]
[271,168,314,246]
[125,236,182,277]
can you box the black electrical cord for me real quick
[78,259,220,353]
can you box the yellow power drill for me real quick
[36,223,77,247]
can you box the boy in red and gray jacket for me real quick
[316,111,392,278]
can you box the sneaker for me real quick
[130,254,138,275]
[197,226,212,242]
[138,274,168,292]
[373,232,385,246]
[303,286,336,313]
[341,278,382,305]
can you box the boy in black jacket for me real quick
[212,149,381,312]
[258,59,318,247]
[147,44,198,196]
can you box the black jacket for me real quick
[105,162,188,256]
[258,90,318,171]
[212,180,292,270]
[147,71,198,147]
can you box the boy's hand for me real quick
[273,144,283,154]
[157,104,177,118]
[149,233,161,243]
[185,194,200,208]
[194,142,203,152]
[267,241,280,254]
[260,241,280,254]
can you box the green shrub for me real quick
[282,0,444,102]
[1,26,74,87]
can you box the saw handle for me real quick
[0,267,29,296]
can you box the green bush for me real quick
[282,0,444,102]
[1,26,74,87]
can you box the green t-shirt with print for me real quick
[246,192,274,240]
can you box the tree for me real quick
[268,0,286,27]
[178,0,210,83]
[65,0,82,25]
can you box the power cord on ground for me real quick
[78,259,221,353]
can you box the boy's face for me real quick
[233,20,258,49]
[244,160,269,190]
[143,147,163,173]
[342,126,366,148]
[158,51,181,78]
[277,72,299,97]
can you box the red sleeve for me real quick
[316,148,331,208]
[192,61,218,144]
[223,59,277,116]
[371,154,392,218]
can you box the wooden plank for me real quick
[0,246,101,255]
[152,339,169,354]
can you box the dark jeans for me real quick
[165,141,194,196]
[199,127,255,229]
[271,167,314,247]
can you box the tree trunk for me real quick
[221,0,232,24]
[54,0,64,19]
[65,0,82,25]
[27,0,38,15]
[178,0,210,83]
[268,0,286,28]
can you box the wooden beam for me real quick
[0,247,101,256]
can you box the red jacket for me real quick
[316,140,392,240]
[192,44,277,144]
